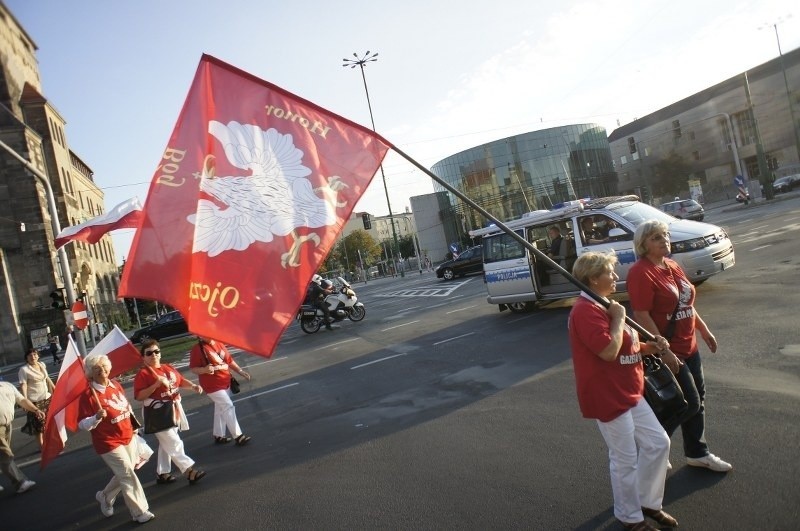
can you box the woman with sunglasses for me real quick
[133,339,207,485]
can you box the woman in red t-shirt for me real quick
[628,220,731,474]
[569,252,676,530]
[78,354,153,524]
[134,339,206,485]
[189,337,251,446]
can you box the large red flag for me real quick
[86,325,142,379]
[54,197,143,249]
[40,338,86,469]
[119,54,392,358]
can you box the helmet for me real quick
[321,279,333,290]
[311,274,322,285]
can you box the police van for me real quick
[469,195,735,313]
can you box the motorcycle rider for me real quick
[307,275,336,330]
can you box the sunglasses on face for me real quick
[144,349,161,356]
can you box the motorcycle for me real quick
[297,277,366,334]
[735,190,750,204]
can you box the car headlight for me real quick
[671,237,708,254]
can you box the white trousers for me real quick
[99,439,149,519]
[207,389,242,439]
[154,427,195,475]
[596,397,670,524]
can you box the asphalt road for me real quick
[3,196,800,530]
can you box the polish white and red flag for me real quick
[119,54,392,358]
[54,197,143,249]
[40,326,142,469]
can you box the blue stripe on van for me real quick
[486,267,532,283]
[616,250,636,265]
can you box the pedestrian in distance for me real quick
[627,219,732,473]
[134,339,206,486]
[189,337,252,446]
[18,348,55,450]
[79,354,154,524]
[0,381,43,494]
[48,334,61,364]
[568,252,678,530]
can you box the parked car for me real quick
[435,245,483,280]
[130,310,188,343]
[659,199,704,221]
[773,174,800,194]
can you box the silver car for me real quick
[659,199,704,221]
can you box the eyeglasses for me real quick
[144,349,161,356]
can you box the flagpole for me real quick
[388,144,655,340]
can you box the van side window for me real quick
[483,232,525,263]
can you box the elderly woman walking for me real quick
[627,219,732,472]
[568,252,677,530]
[79,354,154,523]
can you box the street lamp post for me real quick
[343,51,403,277]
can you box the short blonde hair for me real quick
[84,354,111,378]
[633,220,669,258]
[572,251,618,285]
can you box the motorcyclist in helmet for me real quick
[307,275,336,330]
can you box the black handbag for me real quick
[230,376,241,394]
[143,400,178,434]
[643,355,688,426]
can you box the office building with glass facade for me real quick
[430,124,617,245]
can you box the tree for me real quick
[652,151,693,199]
[321,230,381,273]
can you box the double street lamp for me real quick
[343,51,403,277]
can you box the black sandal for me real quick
[156,473,176,484]
[234,434,251,446]
[186,468,206,485]
[214,436,232,444]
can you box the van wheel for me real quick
[507,302,533,313]
[442,268,455,280]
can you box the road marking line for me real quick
[246,356,287,367]
[240,382,300,400]
[313,337,360,351]
[446,305,476,314]
[508,315,532,324]
[351,353,406,369]
[749,244,772,251]
[381,320,420,331]
[433,332,475,345]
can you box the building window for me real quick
[621,155,628,165]
[672,120,682,139]
[733,109,756,146]
[692,151,700,161]
[627,137,637,154]
[689,131,696,141]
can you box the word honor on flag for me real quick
[71,300,88,330]
[54,197,143,249]
[119,54,392,358]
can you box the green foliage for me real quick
[652,151,692,198]
[322,230,382,273]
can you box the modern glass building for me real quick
[430,124,617,242]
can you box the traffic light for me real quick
[50,289,66,310]
[362,213,371,230]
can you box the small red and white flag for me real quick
[40,326,142,469]
[40,337,86,469]
[54,197,143,249]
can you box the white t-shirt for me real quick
[18,362,51,402]
[0,381,25,425]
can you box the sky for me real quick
[6,0,800,265]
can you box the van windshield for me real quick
[606,201,675,227]
[483,230,526,263]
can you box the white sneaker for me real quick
[16,480,36,494]
[133,511,155,523]
[686,453,732,472]
[96,491,114,517]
